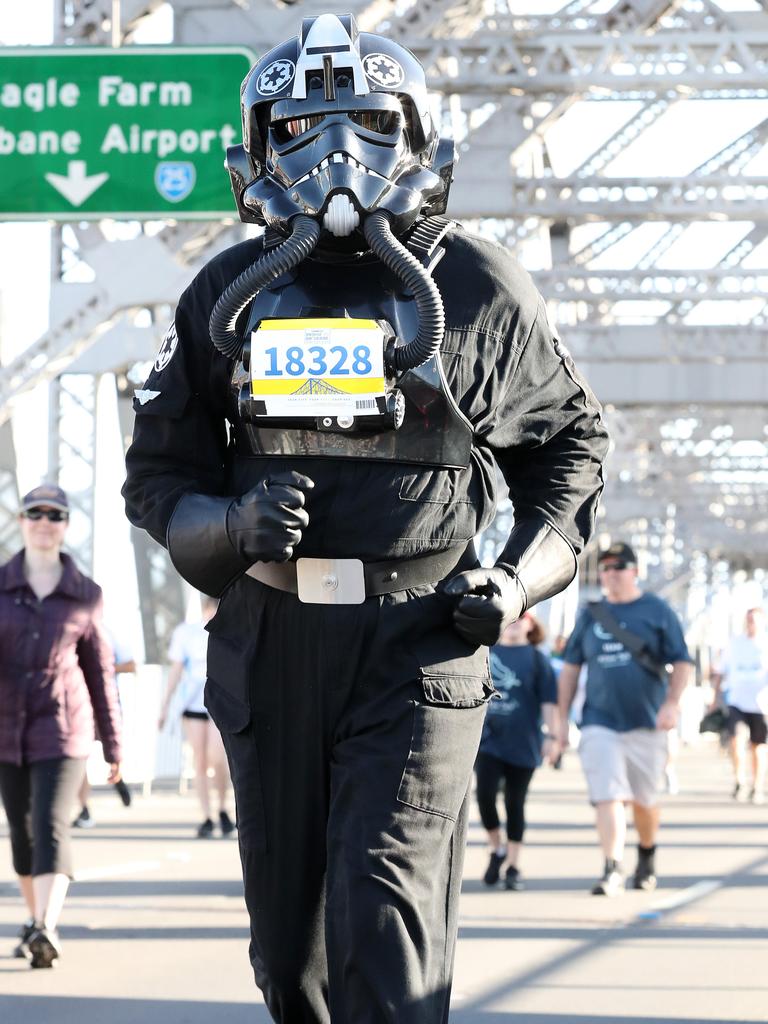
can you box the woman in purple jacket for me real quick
[0,484,122,968]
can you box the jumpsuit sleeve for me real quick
[121,265,233,549]
[485,294,609,557]
[77,590,123,764]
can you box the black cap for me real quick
[20,483,69,514]
[597,541,636,565]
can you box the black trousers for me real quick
[206,577,492,1024]
[474,752,535,843]
[0,757,86,878]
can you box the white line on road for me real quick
[637,878,722,921]
[74,850,195,882]
[74,859,162,881]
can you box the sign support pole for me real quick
[112,0,121,49]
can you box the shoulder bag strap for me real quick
[588,601,667,681]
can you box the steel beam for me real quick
[582,359,768,404]
[536,266,768,305]
[410,33,768,94]
[565,324,767,361]
[451,174,768,221]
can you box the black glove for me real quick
[440,567,525,647]
[226,471,313,563]
[440,520,577,648]
[167,471,314,596]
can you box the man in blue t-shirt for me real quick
[558,542,693,897]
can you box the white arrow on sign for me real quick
[44,160,110,207]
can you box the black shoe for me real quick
[219,810,236,836]
[633,863,657,891]
[114,779,132,807]
[72,806,94,829]
[504,866,524,891]
[13,918,35,959]
[28,926,61,969]
[591,867,625,897]
[483,851,506,886]
[197,818,215,838]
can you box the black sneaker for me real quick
[197,818,215,838]
[114,779,132,807]
[219,810,236,836]
[72,806,94,829]
[28,926,61,969]
[504,866,524,891]
[13,918,35,959]
[591,867,625,897]
[633,862,657,891]
[483,851,506,886]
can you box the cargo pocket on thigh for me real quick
[205,678,267,853]
[397,673,493,821]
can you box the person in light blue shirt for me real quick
[558,542,693,898]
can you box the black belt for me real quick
[245,543,476,603]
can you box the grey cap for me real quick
[20,483,69,514]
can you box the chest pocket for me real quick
[398,467,474,505]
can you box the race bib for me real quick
[250,318,386,418]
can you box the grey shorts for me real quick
[578,725,668,807]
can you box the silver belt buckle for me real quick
[296,557,366,605]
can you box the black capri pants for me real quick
[475,751,535,843]
[0,757,87,878]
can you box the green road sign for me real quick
[0,46,255,220]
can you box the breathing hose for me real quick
[209,216,321,359]
[363,211,445,373]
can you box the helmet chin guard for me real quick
[226,13,455,248]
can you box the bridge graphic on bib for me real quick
[291,379,346,395]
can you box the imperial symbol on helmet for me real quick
[257,59,296,96]
[362,53,404,88]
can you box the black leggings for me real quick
[475,752,535,843]
[0,757,87,878]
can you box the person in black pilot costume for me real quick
[123,14,608,1024]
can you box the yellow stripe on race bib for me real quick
[252,377,385,396]
[257,318,379,331]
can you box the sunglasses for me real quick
[23,508,69,523]
[599,560,632,571]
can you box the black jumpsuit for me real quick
[123,226,608,1024]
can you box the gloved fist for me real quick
[226,471,314,563]
[440,567,526,647]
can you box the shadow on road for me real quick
[0,996,270,1024]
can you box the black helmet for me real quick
[226,13,454,244]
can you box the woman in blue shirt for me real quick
[476,613,560,890]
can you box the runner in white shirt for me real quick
[159,595,236,837]
[713,608,768,804]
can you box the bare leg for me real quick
[207,722,231,814]
[751,743,767,796]
[730,732,745,787]
[183,717,212,821]
[595,800,626,862]
[76,777,90,812]
[632,802,661,847]
[32,873,70,930]
[505,839,522,869]
[485,826,503,852]
[18,875,35,918]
